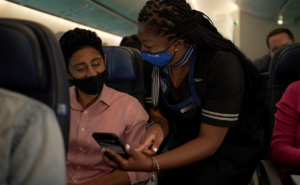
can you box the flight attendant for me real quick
[103,0,265,184]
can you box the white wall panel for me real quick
[239,10,300,61]
[186,0,239,42]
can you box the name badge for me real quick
[180,103,196,113]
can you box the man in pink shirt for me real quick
[59,28,152,185]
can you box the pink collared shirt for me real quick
[66,85,149,184]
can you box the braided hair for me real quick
[138,0,266,120]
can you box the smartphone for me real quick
[92,132,130,159]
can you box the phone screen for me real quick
[96,139,126,154]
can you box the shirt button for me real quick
[74,179,77,183]
[81,128,84,131]
[84,111,88,114]
[80,147,83,151]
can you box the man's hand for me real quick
[102,144,152,172]
[136,123,164,156]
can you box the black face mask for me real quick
[72,70,108,95]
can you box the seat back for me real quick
[253,54,271,73]
[267,43,300,133]
[253,58,261,70]
[103,46,145,108]
[252,54,271,160]
[0,19,70,153]
[260,54,271,73]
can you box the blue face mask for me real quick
[140,39,178,67]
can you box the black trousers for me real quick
[158,168,224,185]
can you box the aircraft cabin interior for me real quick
[0,0,300,185]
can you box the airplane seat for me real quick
[0,18,70,154]
[253,54,271,73]
[256,43,300,185]
[267,43,300,132]
[260,54,271,73]
[103,46,145,108]
[259,55,271,161]
[251,54,272,161]
[253,58,261,70]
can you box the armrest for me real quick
[291,175,300,185]
[258,160,283,185]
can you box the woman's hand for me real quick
[102,144,152,172]
[136,123,164,156]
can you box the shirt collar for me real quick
[70,84,111,111]
[98,84,111,106]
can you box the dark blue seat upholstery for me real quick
[256,43,300,185]
[255,54,272,161]
[0,18,70,153]
[268,43,300,132]
[103,46,145,108]
[260,54,271,74]
[253,54,271,74]
[252,58,261,70]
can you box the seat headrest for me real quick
[0,20,47,91]
[103,46,145,108]
[260,54,271,73]
[272,43,300,78]
[103,46,137,81]
[252,58,261,70]
[0,18,70,155]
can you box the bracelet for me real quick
[146,121,161,130]
[149,157,155,182]
[152,157,159,173]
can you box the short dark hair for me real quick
[119,34,141,49]
[59,28,105,72]
[266,28,295,49]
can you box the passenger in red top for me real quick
[270,81,300,184]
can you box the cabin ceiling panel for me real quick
[5,0,144,36]
[235,0,300,25]
[93,0,147,23]
[235,0,286,19]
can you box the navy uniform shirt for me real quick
[144,48,263,185]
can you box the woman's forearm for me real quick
[148,108,169,138]
[154,124,228,170]
[154,137,213,170]
[149,116,169,138]
[270,142,300,170]
[271,116,300,170]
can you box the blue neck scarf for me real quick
[151,44,196,111]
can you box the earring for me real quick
[175,49,178,52]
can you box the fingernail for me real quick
[153,148,158,152]
[102,148,106,153]
[126,144,130,150]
